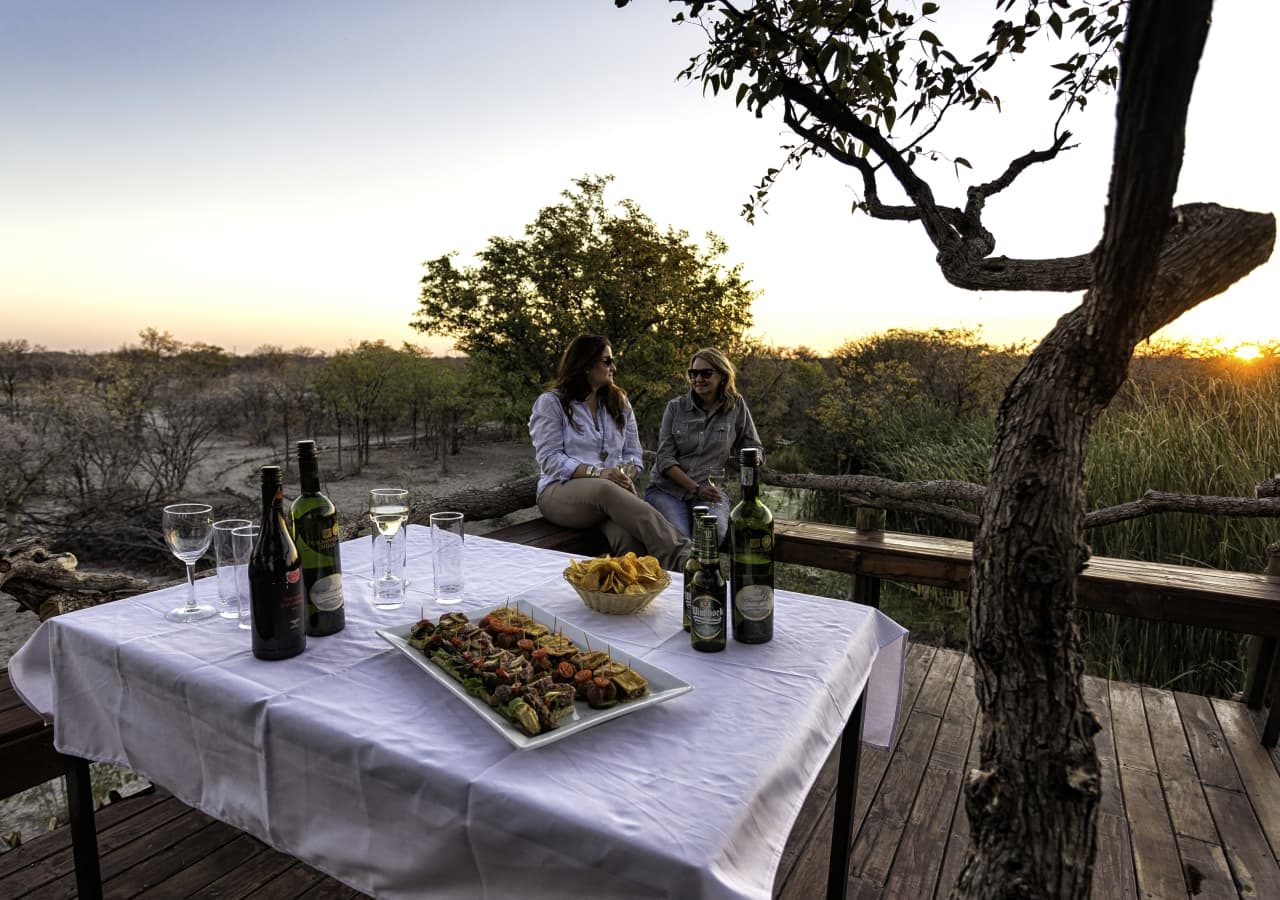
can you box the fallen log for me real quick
[1,537,151,621]
[339,476,539,539]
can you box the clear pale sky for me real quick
[1,1,1274,356]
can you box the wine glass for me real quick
[369,488,410,597]
[706,466,726,490]
[618,461,638,480]
[162,503,217,623]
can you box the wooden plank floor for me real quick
[5,642,1279,898]
[774,644,1280,899]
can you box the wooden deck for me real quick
[5,643,1278,898]
[775,643,1280,899]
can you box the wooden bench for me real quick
[484,516,609,556]
[1,668,101,899]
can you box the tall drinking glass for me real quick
[213,519,252,619]
[369,488,410,605]
[162,503,216,623]
[430,511,465,605]
[231,524,260,631]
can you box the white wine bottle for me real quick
[291,440,345,637]
[729,447,774,644]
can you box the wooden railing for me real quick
[771,517,1280,744]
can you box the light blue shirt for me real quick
[529,390,644,498]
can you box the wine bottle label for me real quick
[742,534,773,553]
[734,585,773,621]
[314,525,340,554]
[309,573,345,611]
[741,468,756,487]
[286,568,301,585]
[691,594,724,638]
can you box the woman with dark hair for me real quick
[529,334,691,571]
[645,347,762,541]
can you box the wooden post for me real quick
[825,695,866,900]
[1258,540,1280,745]
[851,507,884,609]
[1242,474,1279,708]
[66,756,102,900]
[1243,481,1280,710]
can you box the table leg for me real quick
[826,694,866,900]
[66,756,102,900]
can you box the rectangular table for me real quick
[11,528,907,899]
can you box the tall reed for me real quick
[791,357,1279,697]
[1079,364,1280,695]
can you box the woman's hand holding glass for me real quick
[699,466,727,503]
[696,482,724,503]
[602,464,637,494]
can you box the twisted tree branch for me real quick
[760,469,1280,531]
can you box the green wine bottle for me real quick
[682,504,711,632]
[690,514,726,652]
[730,447,773,644]
[291,440,345,636]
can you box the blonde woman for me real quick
[646,348,762,541]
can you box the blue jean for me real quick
[644,484,730,546]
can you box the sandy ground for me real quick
[0,434,536,850]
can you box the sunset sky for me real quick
[2,1,1275,357]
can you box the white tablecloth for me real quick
[11,529,907,899]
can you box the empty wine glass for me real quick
[162,502,217,623]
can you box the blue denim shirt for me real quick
[529,390,644,498]
[650,391,762,500]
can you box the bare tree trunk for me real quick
[954,3,1275,897]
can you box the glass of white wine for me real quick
[706,466,726,491]
[369,488,410,607]
[162,502,217,623]
[619,461,638,481]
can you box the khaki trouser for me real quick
[537,478,691,571]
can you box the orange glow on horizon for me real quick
[1233,343,1262,362]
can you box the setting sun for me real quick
[1233,343,1262,362]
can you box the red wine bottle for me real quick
[250,465,306,660]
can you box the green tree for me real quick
[413,175,755,432]
[0,339,46,422]
[0,414,64,540]
[250,345,326,470]
[314,341,405,470]
[622,0,1276,895]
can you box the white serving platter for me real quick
[377,601,692,750]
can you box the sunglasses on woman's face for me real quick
[688,368,716,380]
[598,357,616,368]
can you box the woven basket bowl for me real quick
[563,570,671,615]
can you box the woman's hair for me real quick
[691,347,741,411]
[553,334,627,430]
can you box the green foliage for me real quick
[809,328,1020,474]
[653,0,1124,219]
[809,343,1280,697]
[731,340,828,466]
[313,341,407,469]
[412,176,756,431]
